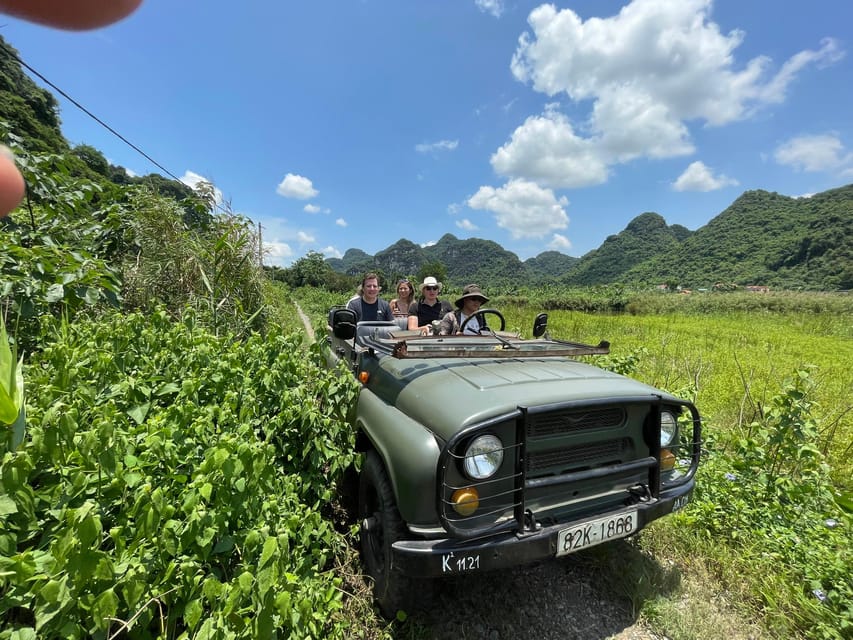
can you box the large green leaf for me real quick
[834,491,853,513]
[44,283,64,303]
[0,494,17,515]
[91,588,119,632]
[0,315,24,429]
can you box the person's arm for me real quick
[346,297,361,322]
[437,311,455,336]
[0,149,24,218]
[407,304,419,331]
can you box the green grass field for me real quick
[499,304,852,481]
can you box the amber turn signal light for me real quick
[451,487,479,516]
[358,371,369,384]
[660,448,676,471]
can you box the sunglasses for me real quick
[424,286,438,291]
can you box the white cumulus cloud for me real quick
[468,179,569,239]
[502,0,842,184]
[475,0,504,18]
[181,170,223,205]
[304,203,331,214]
[296,231,316,244]
[415,139,459,154]
[774,134,853,173]
[672,161,738,192]
[321,246,343,259]
[456,218,478,231]
[491,107,609,188]
[277,173,318,199]
[263,241,293,267]
[335,218,348,227]
[548,234,572,251]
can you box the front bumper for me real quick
[392,481,693,578]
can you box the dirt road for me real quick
[295,302,315,343]
[412,545,666,640]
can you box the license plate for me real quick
[556,510,638,556]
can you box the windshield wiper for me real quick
[482,327,518,350]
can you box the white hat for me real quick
[419,276,443,294]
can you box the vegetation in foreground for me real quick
[0,134,387,636]
[1,310,367,638]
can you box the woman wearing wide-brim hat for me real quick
[407,276,453,334]
[438,284,489,335]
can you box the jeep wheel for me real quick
[359,450,412,618]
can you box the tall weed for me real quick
[121,191,265,336]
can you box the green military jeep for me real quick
[326,307,701,616]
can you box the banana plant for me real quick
[0,314,25,450]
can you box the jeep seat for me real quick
[355,321,398,346]
[330,307,358,340]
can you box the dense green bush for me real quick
[0,309,359,638]
[686,370,852,639]
[624,290,853,318]
[496,284,631,313]
[0,133,123,353]
[1,134,267,352]
[120,189,266,338]
[289,286,349,337]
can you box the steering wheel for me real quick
[459,308,505,334]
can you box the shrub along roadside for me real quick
[0,309,359,638]
[652,369,852,640]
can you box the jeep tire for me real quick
[359,450,412,618]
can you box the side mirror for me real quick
[331,308,357,340]
[532,313,548,338]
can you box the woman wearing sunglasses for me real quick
[407,277,453,335]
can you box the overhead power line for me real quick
[6,47,185,184]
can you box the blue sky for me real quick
[3,0,852,266]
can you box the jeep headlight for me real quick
[463,434,504,480]
[660,411,678,447]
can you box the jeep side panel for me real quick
[356,389,442,525]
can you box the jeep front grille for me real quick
[438,396,701,538]
[526,438,630,472]
[527,407,625,437]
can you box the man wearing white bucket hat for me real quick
[407,276,452,335]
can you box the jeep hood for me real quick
[375,356,669,443]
